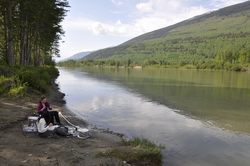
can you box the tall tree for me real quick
[0,0,69,67]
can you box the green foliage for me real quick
[115,60,120,67]
[18,66,57,93]
[0,76,14,94]
[95,137,164,166]
[0,0,69,67]
[0,64,58,96]
[8,80,28,98]
[127,59,131,67]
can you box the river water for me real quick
[57,67,250,166]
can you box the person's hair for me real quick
[40,95,46,103]
[38,111,51,125]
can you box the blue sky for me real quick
[57,0,248,60]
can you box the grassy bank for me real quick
[95,137,165,166]
[0,60,59,99]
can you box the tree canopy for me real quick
[0,0,69,67]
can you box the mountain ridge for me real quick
[59,51,94,62]
[83,1,250,63]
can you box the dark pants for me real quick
[49,111,61,124]
[39,128,69,137]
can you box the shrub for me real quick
[42,71,51,85]
[8,81,28,98]
[232,64,243,71]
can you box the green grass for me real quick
[95,137,165,166]
[122,137,165,150]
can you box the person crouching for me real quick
[37,95,62,125]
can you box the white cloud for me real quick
[136,1,154,12]
[63,0,247,38]
[110,0,123,6]
[133,0,209,33]
[92,20,145,37]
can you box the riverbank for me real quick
[0,72,163,166]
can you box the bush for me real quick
[42,71,51,85]
[39,80,49,93]
[8,81,28,98]
[16,66,58,93]
[232,64,243,71]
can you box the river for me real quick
[56,67,250,166]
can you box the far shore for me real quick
[68,64,249,72]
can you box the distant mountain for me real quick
[84,1,250,62]
[59,51,94,62]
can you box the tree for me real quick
[127,59,130,67]
[192,59,195,65]
[0,0,70,67]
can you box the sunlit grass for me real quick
[95,137,165,166]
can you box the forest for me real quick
[0,0,69,67]
[57,49,250,72]
[0,0,69,97]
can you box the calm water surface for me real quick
[57,67,250,166]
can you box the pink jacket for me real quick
[37,101,52,114]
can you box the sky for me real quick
[56,0,248,61]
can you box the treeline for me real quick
[57,49,250,72]
[0,0,69,67]
[57,59,129,68]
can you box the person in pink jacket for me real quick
[37,95,62,125]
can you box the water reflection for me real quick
[57,67,250,166]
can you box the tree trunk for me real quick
[3,8,8,64]
[38,41,41,66]
[28,22,39,66]
[20,4,27,66]
[34,42,37,66]
[25,29,29,67]
[7,1,14,67]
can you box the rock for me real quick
[28,154,32,157]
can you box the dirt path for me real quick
[0,79,126,166]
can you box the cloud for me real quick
[136,1,154,12]
[92,20,145,37]
[110,0,123,6]
[133,0,209,32]
[63,0,247,38]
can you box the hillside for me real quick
[83,1,250,63]
[59,51,94,62]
